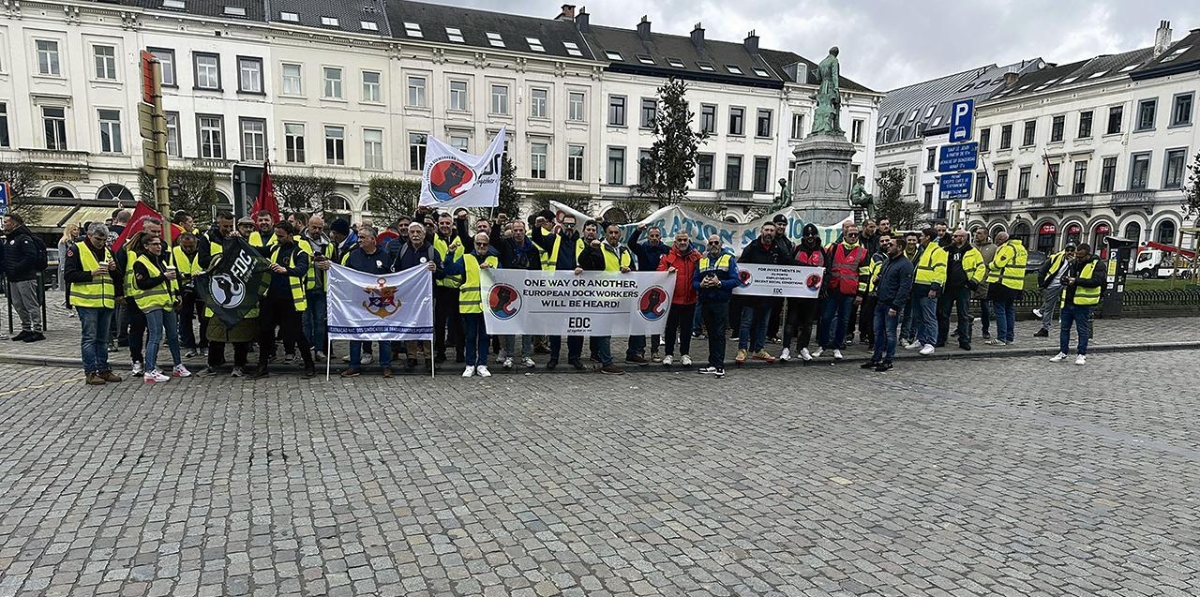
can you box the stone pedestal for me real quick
[791,134,857,225]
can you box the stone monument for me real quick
[791,46,858,225]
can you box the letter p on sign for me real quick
[950,99,974,142]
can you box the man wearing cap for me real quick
[1034,243,1074,338]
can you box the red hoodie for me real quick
[657,245,701,305]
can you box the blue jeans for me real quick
[304,292,327,352]
[914,290,938,346]
[1060,305,1092,355]
[699,302,728,368]
[994,298,1016,343]
[145,308,182,373]
[627,335,646,358]
[463,314,489,366]
[78,307,113,374]
[592,336,614,366]
[350,341,391,369]
[503,335,532,359]
[819,294,855,349]
[737,302,769,352]
[978,299,992,337]
[900,290,918,341]
[871,304,900,362]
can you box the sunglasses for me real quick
[475,241,489,246]
[563,222,576,228]
[707,241,721,245]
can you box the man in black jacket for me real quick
[735,222,793,364]
[1051,244,1106,366]
[2,214,45,342]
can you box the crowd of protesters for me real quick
[8,203,1108,385]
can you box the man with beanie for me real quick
[1034,243,1074,338]
[1050,244,1105,365]
[695,234,740,377]
[781,224,825,362]
[766,214,794,344]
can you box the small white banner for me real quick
[418,127,507,209]
[479,270,675,336]
[732,264,825,298]
[326,263,434,341]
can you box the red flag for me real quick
[112,201,186,251]
[250,162,280,223]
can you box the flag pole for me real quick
[430,340,435,379]
[325,338,332,381]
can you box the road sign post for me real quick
[0,182,9,215]
[140,51,171,246]
[938,142,979,173]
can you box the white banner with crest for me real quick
[326,264,434,341]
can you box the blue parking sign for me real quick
[949,99,974,143]
[0,182,9,215]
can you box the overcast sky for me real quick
[434,0,1194,91]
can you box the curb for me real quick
[4,341,1198,376]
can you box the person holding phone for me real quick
[693,235,740,378]
[134,235,189,383]
[64,223,124,385]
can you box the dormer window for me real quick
[753,67,770,77]
[486,32,505,48]
[446,27,464,43]
[527,37,545,52]
[563,41,582,57]
[404,22,422,38]
[666,57,685,68]
[361,21,378,31]
[320,16,339,27]
[636,54,654,65]
[223,6,245,16]
[280,11,299,22]
[605,50,623,61]
[697,61,715,72]
[162,0,185,8]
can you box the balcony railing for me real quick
[21,148,89,166]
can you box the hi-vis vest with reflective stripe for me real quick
[540,234,562,270]
[172,247,203,280]
[601,243,632,272]
[698,252,733,275]
[249,230,277,249]
[1047,250,1069,277]
[547,236,584,271]
[133,255,178,310]
[460,253,499,314]
[74,242,115,309]
[270,246,308,312]
[829,243,866,296]
[1061,260,1102,307]
[914,244,948,287]
[962,247,987,284]
[986,240,1028,290]
[298,239,334,293]
[433,236,464,289]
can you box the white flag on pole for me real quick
[418,127,507,209]
[326,264,434,341]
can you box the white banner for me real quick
[732,264,825,298]
[479,270,675,336]
[326,264,434,341]
[549,201,852,251]
[418,127,507,208]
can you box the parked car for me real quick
[1025,250,1047,272]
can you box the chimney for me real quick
[1003,70,1020,87]
[637,15,651,41]
[555,4,576,21]
[1154,20,1173,56]
[575,7,589,33]
[690,22,704,49]
[744,30,759,54]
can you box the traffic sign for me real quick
[938,142,978,173]
[138,102,155,140]
[939,172,972,200]
[949,99,974,143]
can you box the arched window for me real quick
[328,195,351,212]
[1123,222,1142,243]
[724,215,740,224]
[1011,222,1031,247]
[97,184,134,202]
[48,186,74,198]
[602,208,630,225]
[1156,220,1176,245]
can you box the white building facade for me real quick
[0,1,879,227]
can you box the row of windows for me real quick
[987,148,1190,201]
[603,148,774,192]
[978,94,1194,152]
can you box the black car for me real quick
[1025,250,1047,272]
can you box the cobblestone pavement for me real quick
[0,349,1197,597]
[2,296,1197,373]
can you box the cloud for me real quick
[434,0,1193,91]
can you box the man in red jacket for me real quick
[657,232,701,367]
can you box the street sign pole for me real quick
[140,51,171,246]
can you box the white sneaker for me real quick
[476,365,492,377]
[658,338,666,346]
[919,344,935,356]
[662,355,674,366]
[172,364,192,378]
[833,349,844,360]
[800,348,812,361]
[681,355,692,367]
[362,353,374,365]
[779,348,791,362]
[131,361,143,376]
[1032,309,1043,319]
[811,347,823,358]
[502,357,513,370]
[522,356,535,368]
[462,365,476,377]
[143,369,169,384]
[1075,354,1086,366]
[1050,352,1067,362]
[904,340,922,350]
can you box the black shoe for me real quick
[960,343,972,351]
[1034,329,1049,337]
[302,368,316,379]
[568,359,586,371]
[546,360,558,370]
[405,358,418,370]
[875,361,893,372]
[434,354,447,364]
[249,368,269,379]
[860,361,879,370]
[10,331,31,341]
[22,332,46,343]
